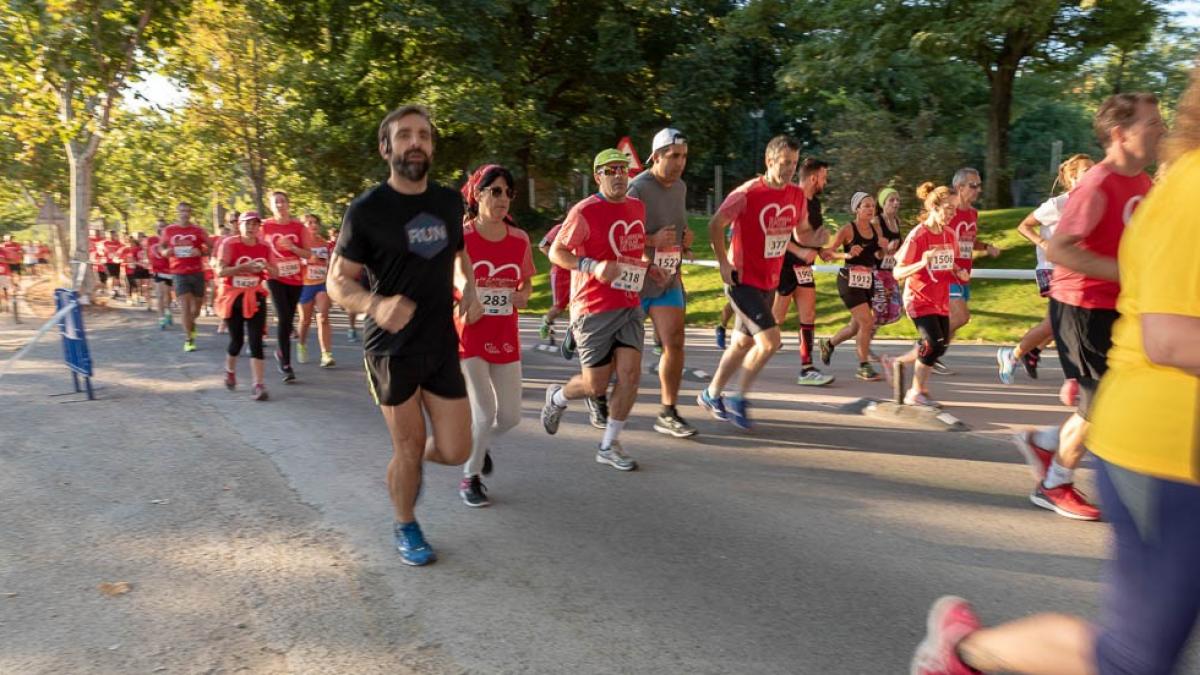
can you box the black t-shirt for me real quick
[781,194,825,274]
[337,181,465,356]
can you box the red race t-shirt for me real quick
[718,177,808,291]
[161,224,210,275]
[119,244,140,274]
[540,222,567,274]
[948,208,978,273]
[303,236,331,285]
[457,225,535,364]
[1050,163,1152,310]
[220,238,270,292]
[261,218,308,286]
[100,240,122,264]
[0,242,22,264]
[145,236,168,273]
[556,194,647,317]
[898,223,961,318]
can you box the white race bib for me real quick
[276,259,301,277]
[880,254,897,270]
[957,238,974,259]
[763,231,790,259]
[173,245,195,258]
[233,275,259,288]
[793,265,814,285]
[654,246,682,276]
[930,246,955,272]
[848,265,874,289]
[307,265,328,281]
[611,257,648,293]
[478,278,516,316]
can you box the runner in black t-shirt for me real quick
[328,104,483,567]
[773,159,833,386]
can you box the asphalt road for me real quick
[6,301,1194,673]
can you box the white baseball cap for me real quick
[651,128,687,155]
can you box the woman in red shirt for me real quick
[881,182,968,407]
[216,211,274,401]
[455,165,535,507]
[297,213,336,368]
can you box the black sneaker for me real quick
[281,365,296,383]
[654,410,698,438]
[585,396,608,430]
[459,475,490,508]
[482,450,493,476]
[818,338,834,366]
[931,360,954,376]
[1021,348,1041,380]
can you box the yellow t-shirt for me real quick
[1088,148,1200,484]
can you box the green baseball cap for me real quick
[593,148,631,172]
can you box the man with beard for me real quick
[328,104,483,566]
[780,159,834,385]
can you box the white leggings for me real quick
[460,357,523,477]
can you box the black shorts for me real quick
[10,263,22,276]
[104,262,121,278]
[726,281,776,336]
[1049,299,1117,419]
[836,268,874,310]
[154,273,174,286]
[133,267,152,280]
[778,252,816,294]
[363,348,467,407]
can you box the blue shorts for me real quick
[640,285,685,313]
[1095,459,1200,674]
[299,283,327,305]
[949,283,970,301]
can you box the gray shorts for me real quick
[572,306,644,368]
[174,272,206,297]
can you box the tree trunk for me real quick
[984,61,1017,209]
[67,141,99,297]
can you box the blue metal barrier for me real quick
[54,288,94,400]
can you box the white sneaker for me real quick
[596,441,637,471]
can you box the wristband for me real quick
[578,257,597,274]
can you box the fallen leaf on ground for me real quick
[98,581,132,596]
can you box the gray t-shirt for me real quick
[627,171,687,298]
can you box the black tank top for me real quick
[876,214,902,269]
[843,220,880,268]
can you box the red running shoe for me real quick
[1031,483,1101,521]
[911,595,982,675]
[1012,431,1053,481]
[224,370,236,391]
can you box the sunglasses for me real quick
[480,186,515,199]
[597,166,629,177]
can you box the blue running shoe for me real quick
[715,326,727,350]
[725,394,751,430]
[393,521,436,566]
[996,346,1017,385]
[696,388,728,421]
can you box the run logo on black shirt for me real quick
[337,181,464,356]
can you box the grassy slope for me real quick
[524,207,1044,343]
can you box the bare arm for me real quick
[1047,233,1119,282]
[1016,211,1045,249]
[327,254,376,315]
[456,249,483,324]
[1142,314,1200,376]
